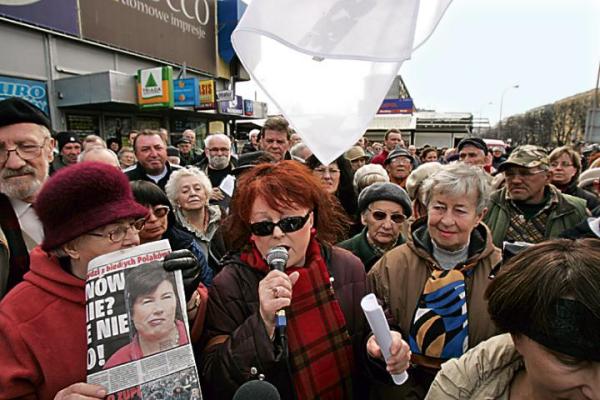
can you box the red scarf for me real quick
[241,238,355,399]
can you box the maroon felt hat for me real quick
[35,162,149,251]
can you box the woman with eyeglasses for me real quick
[306,154,359,238]
[131,180,213,287]
[0,163,204,399]
[201,161,411,400]
[548,146,600,214]
[367,163,502,398]
[338,183,412,272]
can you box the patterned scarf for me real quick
[408,262,475,364]
[241,238,355,399]
[0,193,30,294]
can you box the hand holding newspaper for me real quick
[85,239,203,399]
[361,293,409,385]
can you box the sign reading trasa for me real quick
[137,67,174,109]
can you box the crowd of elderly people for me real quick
[0,97,599,400]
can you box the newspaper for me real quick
[85,239,203,399]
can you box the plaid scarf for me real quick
[505,190,559,243]
[0,193,30,293]
[242,238,355,399]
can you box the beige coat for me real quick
[426,334,523,400]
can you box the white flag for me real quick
[233,0,452,164]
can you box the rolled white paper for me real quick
[361,293,409,385]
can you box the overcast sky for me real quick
[238,0,600,126]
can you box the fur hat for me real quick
[0,97,51,131]
[35,162,148,251]
[357,182,412,218]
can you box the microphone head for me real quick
[266,246,289,270]
[232,380,281,400]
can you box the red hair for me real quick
[224,161,349,250]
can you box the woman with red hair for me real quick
[200,161,410,399]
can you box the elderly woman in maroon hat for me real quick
[0,162,204,400]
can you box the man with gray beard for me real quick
[197,133,237,208]
[0,98,54,298]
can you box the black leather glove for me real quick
[163,249,202,300]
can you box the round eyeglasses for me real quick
[86,219,146,243]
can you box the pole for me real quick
[498,84,519,137]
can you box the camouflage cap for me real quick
[498,145,549,172]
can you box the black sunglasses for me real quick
[369,209,406,224]
[250,211,311,236]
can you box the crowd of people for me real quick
[0,96,599,399]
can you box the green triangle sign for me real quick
[145,73,158,88]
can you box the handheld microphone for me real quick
[266,246,289,329]
[232,380,281,400]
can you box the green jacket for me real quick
[338,227,405,272]
[484,185,588,248]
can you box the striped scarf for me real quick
[408,263,475,364]
[242,238,355,399]
[0,193,30,294]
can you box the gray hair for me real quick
[165,166,212,207]
[353,164,390,195]
[290,142,310,161]
[204,133,231,149]
[421,163,490,214]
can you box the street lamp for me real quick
[498,84,519,125]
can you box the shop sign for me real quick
[0,76,49,114]
[0,0,79,36]
[253,101,268,118]
[137,67,174,109]
[173,78,200,107]
[198,79,215,110]
[243,99,254,116]
[218,95,243,115]
[377,98,414,115]
[79,1,216,74]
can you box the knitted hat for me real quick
[578,167,600,189]
[35,162,148,251]
[0,97,51,131]
[406,162,443,200]
[357,182,412,218]
[457,137,489,155]
[55,131,81,152]
[385,146,416,168]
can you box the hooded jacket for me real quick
[0,247,87,399]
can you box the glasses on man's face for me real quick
[550,161,574,168]
[86,219,146,243]
[0,137,49,164]
[389,157,412,166]
[505,168,546,178]
[313,167,340,176]
[369,208,406,224]
[249,211,311,236]
[148,205,169,218]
